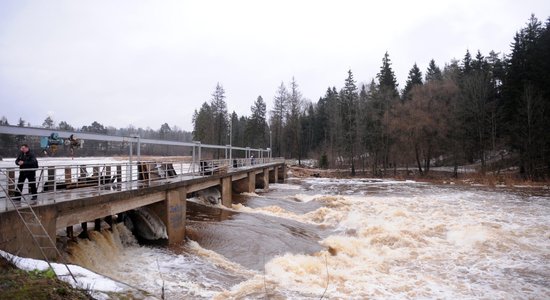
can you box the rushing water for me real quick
[67,178,550,299]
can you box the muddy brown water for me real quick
[67,178,550,299]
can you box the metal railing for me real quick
[0,157,284,211]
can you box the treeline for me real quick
[193,15,550,179]
[0,117,193,157]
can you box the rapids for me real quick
[67,178,550,299]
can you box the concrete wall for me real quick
[0,207,58,259]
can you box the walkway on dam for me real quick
[0,158,283,213]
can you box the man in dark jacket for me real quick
[14,144,39,200]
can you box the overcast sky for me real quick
[0,0,548,132]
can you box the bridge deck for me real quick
[0,163,274,213]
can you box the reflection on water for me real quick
[68,179,550,299]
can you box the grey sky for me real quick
[0,0,548,132]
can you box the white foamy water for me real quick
[68,178,549,299]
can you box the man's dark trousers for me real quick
[15,170,37,198]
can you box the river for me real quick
[67,177,550,299]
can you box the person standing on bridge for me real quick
[14,144,38,201]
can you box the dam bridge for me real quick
[0,125,286,260]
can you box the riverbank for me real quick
[288,166,550,188]
[0,256,91,300]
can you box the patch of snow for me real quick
[0,250,145,298]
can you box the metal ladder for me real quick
[0,170,77,283]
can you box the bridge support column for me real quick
[277,165,286,183]
[220,177,232,207]
[269,167,278,184]
[232,172,256,193]
[255,169,269,190]
[149,188,187,245]
[263,168,269,190]
[248,172,256,192]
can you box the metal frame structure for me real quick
[0,124,271,164]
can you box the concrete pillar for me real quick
[269,167,277,184]
[166,188,186,245]
[248,171,256,192]
[220,177,232,207]
[232,172,256,193]
[150,188,187,245]
[278,164,286,183]
[255,172,264,189]
[269,166,279,183]
[263,168,269,190]
[255,169,269,190]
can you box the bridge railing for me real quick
[0,157,284,210]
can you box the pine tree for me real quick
[270,82,288,157]
[246,96,268,148]
[425,59,443,82]
[342,70,358,175]
[377,51,399,98]
[462,49,473,74]
[210,83,229,156]
[286,77,303,160]
[402,63,423,101]
[192,102,214,143]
